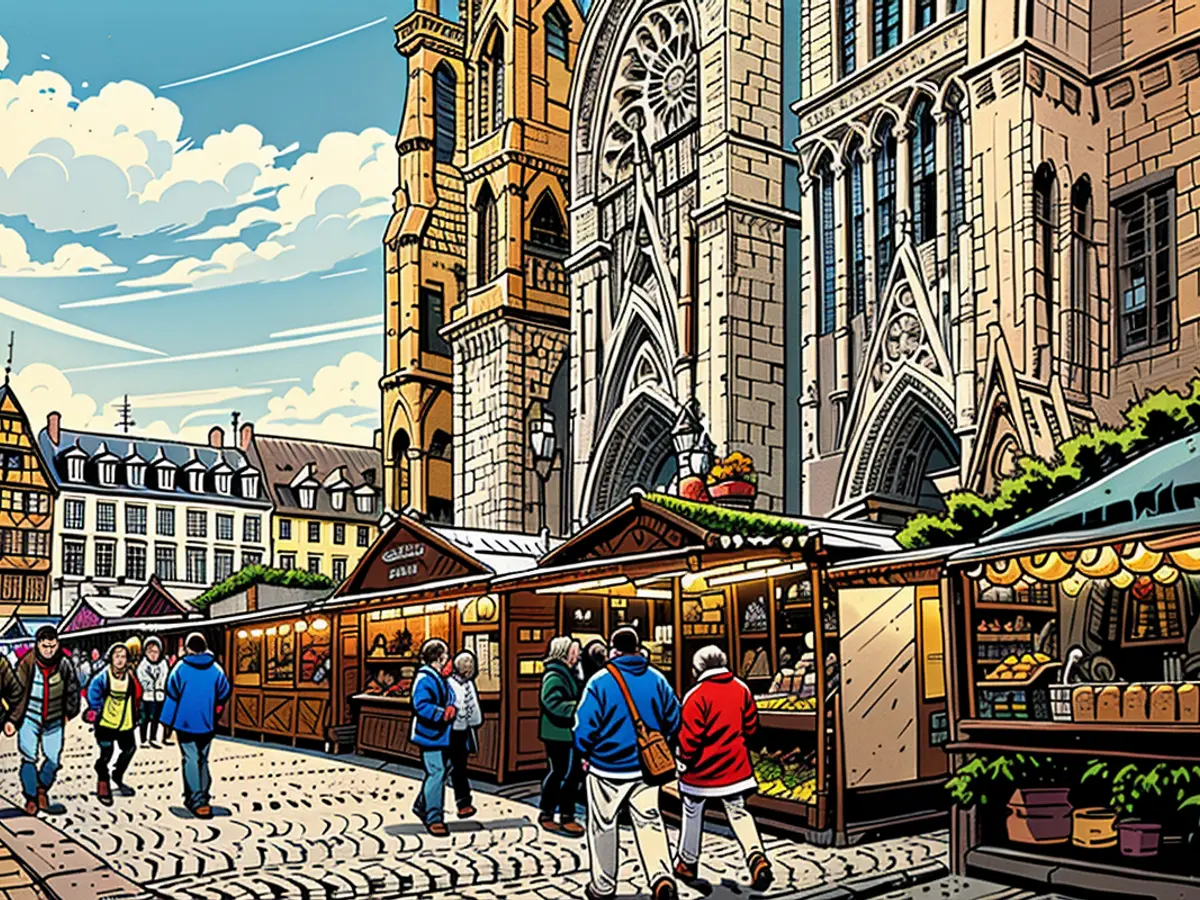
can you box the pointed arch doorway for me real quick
[583,389,678,520]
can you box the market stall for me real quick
[942,434,1200,899]
[494,490,898,836]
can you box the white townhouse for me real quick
[38,413,272,615]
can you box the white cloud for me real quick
[0,223,125,277]
[0,294,163,355]
[0,34,8,72]
[255,351,380,444]
[135,253,182,265]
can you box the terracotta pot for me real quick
[709,479,756,509]
[1117,821,1162,858]
[1006,787,1072,844]
[678,475,711,503]
[1072,807,1118,849]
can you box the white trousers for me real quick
[585,772,673,895]
[676,792,764,866]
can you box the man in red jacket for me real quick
[674,645,772,890]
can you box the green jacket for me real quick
[539,659,581,743]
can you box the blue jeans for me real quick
[18,718,64,800]
[177,732,214,809]
[412,749,448,825]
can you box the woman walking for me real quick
[86,643,143,805]
[538,636,584,836]
[447,650,483,819]
[136,637,169,747]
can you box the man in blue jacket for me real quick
[574,627,681,900]
[410,638,456,836]
[160,633,231,819]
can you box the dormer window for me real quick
[188,471,204,493]
[127,463,145,487]
[355,494,375,515]
[331,490,346,511]
[67,457,85,482]
[216,473,232,495]
[241,472,259,499]
[98,461,117,486]
[299,486,317,510]
[158,468,176,491]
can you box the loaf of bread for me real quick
[1072,686,1096,721]
[1123,684,1149,721]
[1096,685,1122,721]
[1178,684,1199,723]
[1149,684,1177,722]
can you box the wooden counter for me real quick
[352,693,502,777]
[230,686,330,745]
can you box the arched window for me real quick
[874,117,897,291]
[1068,177,1092,388]
[816,157,837,336]
[429,430,453,460]
[433,64,457,164]
[490,33,505,132]
[840,0,857,76]
[545,5,570,63]
[873,0,901,55]
[529,192,568,255]
[948,104,966,233]
[911,98,937,244]
[475,183,499,284]
[478,30,506,135]
[477,55,491,137]
[847,145,866,316]
[1033,163,1057,338]
[392,429,411,510]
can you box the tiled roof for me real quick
[250,434,383,523]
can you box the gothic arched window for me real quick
[545,4,570,63]
[874,117,897,292]
[948,104,966,232]
[475,183,499,285]
[1034,162,1057,332]
[1068,176,1092,387]
[816,157,837,336]
[433,64,457,164]
[911,98,937,244]
[490,34,505,131]
[478,30,505,135]
[529,191,568,255]
[847,144,866,316]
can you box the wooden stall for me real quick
[942,434,1200,900]
[493,491,899,839]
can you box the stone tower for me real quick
[382,0,582,532]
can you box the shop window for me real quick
[234,629,262,685]
[95,541,116,579]
[873,0,900,56]
[244,514,262,543]
[847,146,866,316]
[545,4,570,62]
[300,619,332,683]
[64,498,85,530]
[433,63,457,164]
[265,624,296,685]
[462,632,500,692]
[63,538,85,576]
[875,117,897,291]
[840,0,856,75]
[126,543,147,581]
[911,98,937,245]
[1116,177,1175,355]
[126,504,147,535]
[420,285,451,356]
[815,156,836,336]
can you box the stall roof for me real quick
[541,490,898,568]
[432,526,554,575]
[317,572,495,611]
[827,543,970,577]
[58,602,312,643]
[59,577,189,634]
[950,433,1200,564]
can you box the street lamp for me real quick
[671,398,714,480]
[530,411,560,534]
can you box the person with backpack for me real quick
[573,627,681,900]
[159,632,231,819]
[674,645,773,890]
[86,643,143,805]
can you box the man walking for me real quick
[4,626,80,815]
[574,627,681,900]
[410,639,456,836]
[159,632,230,819]
[674,646,773,890]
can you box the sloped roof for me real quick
[433,526,555,575]
[251,434,383,523]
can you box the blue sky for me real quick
[0,1,416,446]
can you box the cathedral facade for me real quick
[566,0,804,525]
[382,0,582,531]
[794,0,1200,523]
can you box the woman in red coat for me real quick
[674,646,773,890]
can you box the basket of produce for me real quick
[751,748,816,803]
[755,693,817,712]
[977,655,1060,720]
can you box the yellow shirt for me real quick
[99,671,135,732]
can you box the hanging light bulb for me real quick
[1121,542,1164,574]
[1110,569,1135,590]
[1077,546,1120,578]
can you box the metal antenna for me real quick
[3,331,13,387]
[115,395,136,433]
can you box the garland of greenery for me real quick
[193,564,335,610]
[897,378,1200,549]
[644,492,809,538]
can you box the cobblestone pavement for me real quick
[0,839,48,900]
[0,723,951,900]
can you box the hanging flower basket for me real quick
[707,452,758,510]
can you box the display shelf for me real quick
[364,654,420,664]
[740,631,769,639]
[951,719,1200,761]
[972,601,1057,612]
[756,710,818,731]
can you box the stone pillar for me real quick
[895,122,915,246]
[861,144,880,329]
[831,159,851,440]
[798,172,822,513]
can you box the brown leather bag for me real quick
[606,664,676,786]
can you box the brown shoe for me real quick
[23,797,37,816]
[559,819,585,837]
[36,787,49,812]
[426,822,450,837]
[583,885,615,900]
[193,805,213,819]
[539,815,561,833]
[97,779,113,806]
[747,852,773,891]
[674,859,698,881]
[651,878,678,900]
[457,805,476,819]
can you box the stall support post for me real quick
[497,592,510,784]
[672,576,684,699]
[765,576,778,673]
[811,556,828,832]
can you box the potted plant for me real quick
[707,451,758,509]
[1107,762,1190,858]
[947,754,1072,841]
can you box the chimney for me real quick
[239,421,254,451]
[208,426,225,449]
[47,411,61,445]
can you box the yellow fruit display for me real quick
[756,695,817,712]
